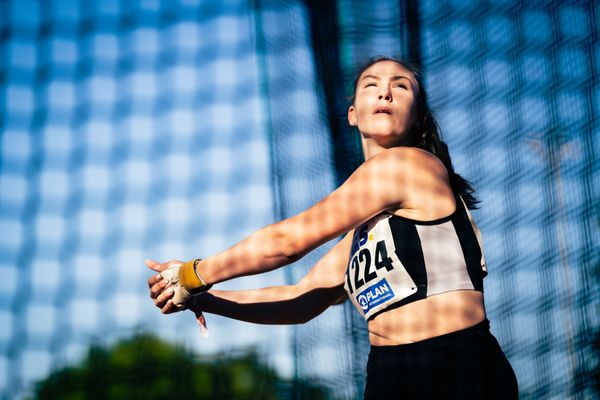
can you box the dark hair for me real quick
[351,56,479,209]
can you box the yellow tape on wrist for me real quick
[178,259,211,292]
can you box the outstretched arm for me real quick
[148,232,353,324]
[192,148,449,286]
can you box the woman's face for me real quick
[348,61,418,147]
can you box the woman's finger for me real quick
[161,299,174,314]
[147,273,163,289]
[145,259,166,272]
[154,287,174,308]
[153,288,170,308]
[149,279,169,299]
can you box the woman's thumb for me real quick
[145,259,162,271]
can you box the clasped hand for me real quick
[146,259,211,337]
[145,259,183,314]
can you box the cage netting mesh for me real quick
[0,0,597,399]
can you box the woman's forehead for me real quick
[359,60,416,82]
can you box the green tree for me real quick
[31,333,329,400]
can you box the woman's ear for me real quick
[348,105,357,126]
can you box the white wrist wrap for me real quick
[160,264,193,310]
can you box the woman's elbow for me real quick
[269,223,309,263]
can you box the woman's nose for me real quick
[378,89,392,101]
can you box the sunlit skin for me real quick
[348,60,418,157]
[146,60,485,345]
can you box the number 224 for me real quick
[346,240,394,294]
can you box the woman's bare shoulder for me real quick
[376,147,454,220]
[371,147,448,178]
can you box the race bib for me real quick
[344,214,418,320]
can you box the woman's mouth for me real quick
[374,107,392,115]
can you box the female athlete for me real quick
[146,57,518,399]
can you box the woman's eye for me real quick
[394,83,408,89]
[365,82,377,87]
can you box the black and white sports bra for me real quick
[343,195,487,320]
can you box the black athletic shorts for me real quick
[363,319,518,399]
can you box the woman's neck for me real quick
[362,137,407,160]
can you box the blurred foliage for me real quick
[30,333,330,400]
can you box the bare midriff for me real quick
[367,290,486,346]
